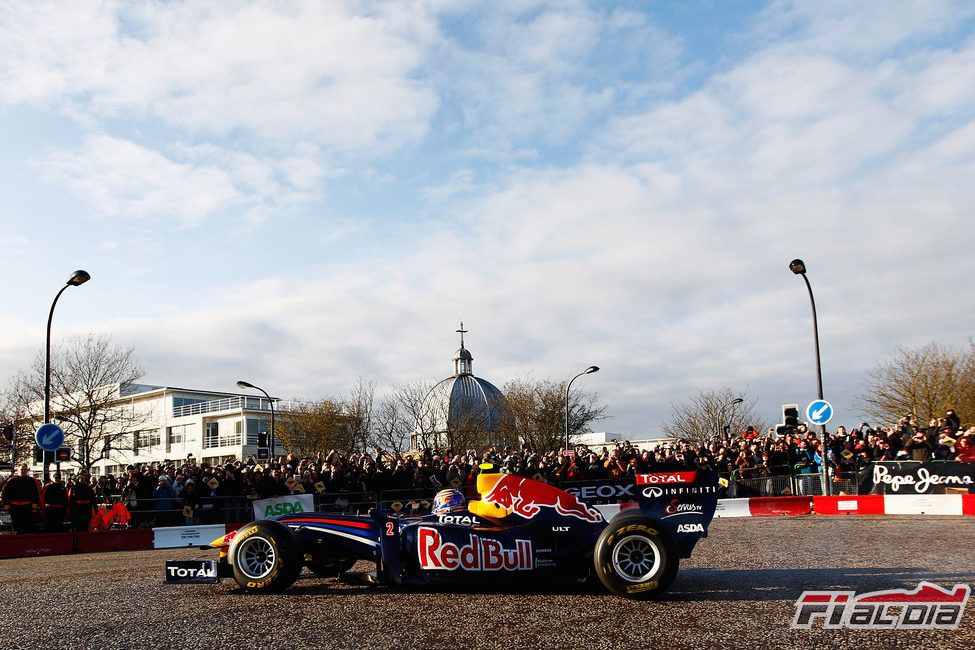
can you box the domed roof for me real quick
[421,374,507,433]
[418,322,508,437]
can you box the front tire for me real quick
[594,514,678,599]
[230,521,301,593]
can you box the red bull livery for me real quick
[165,465,719,599]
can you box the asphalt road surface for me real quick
[1,515,973,649]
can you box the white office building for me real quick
[28,383,282,476]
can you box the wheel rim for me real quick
[611,534,661,582]
[237,535,277,580]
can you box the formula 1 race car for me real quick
[166,466,718,599]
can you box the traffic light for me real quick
[783,404,799,428]
[1,423,13,442]
[258,431,269,447]
[34,446,44,463]
[775,404,800,435]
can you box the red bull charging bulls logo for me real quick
[468,473,603,523]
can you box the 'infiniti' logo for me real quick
[644,487,663,498]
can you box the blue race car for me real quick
[167,466,718,599]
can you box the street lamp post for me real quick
[720,397,743,443]
[790,258,829,496]
[237,380,276,459]
[565,366,599,452]
[43,270,90,482]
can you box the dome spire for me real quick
[453,321,473,376]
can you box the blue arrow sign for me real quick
[35,423,65,451]
[806,400,834,426]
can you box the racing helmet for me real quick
[432,489,466,514]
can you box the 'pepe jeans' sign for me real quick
[860,462,975,494]
[252,494,315,519]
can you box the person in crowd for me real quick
[181,478,202,525]
[945,409,961,433]
[93,475,113,504]
[68,473,96,532]
[152,474,178,526]
[904,429,934,462]
[41,472,68,532]
[2,464,41,534]
[953,431,975,462]
[216,465,245,524]
[121,474,143,527]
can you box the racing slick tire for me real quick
[594,513,678,599]
[229,520,301,593]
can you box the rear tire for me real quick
[230,521,301,593]
[594,514,678,599]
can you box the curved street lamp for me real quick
[237,380,276,459]
[790,258,829,496]
[720,397,743,442]
[42,270,90,481]
[565,366,599,451]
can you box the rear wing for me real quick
[634,469,719,558]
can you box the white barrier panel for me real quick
[153,524,227,549]
[883,494,962,515]
[252,494,315,520]
[713,498,752,518]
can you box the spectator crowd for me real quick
[3,410,973,534]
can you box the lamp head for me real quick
[67,270,91,286]
[236,380,254,390]
[732,397,744,405]
[789,259,806,275]
[585,365,599,374]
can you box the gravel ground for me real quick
[1,515,973,649]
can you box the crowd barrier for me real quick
[814,493,975,516]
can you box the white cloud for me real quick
[0,0,439,154]
[38,135,246,227]
[2,2,974,436]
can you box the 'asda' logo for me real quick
[264,501,305,517]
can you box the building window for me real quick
[168,426,184,445]
[205,422,219,448]
[246,418,267,445]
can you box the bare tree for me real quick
[370,396,411,457]
[857,341,975,428]
[6,333,147,475]
[274,398,351,458]
[662,388,766,445]
[385,379,436,452]
[498,376,608,452]
[342,377,375,453]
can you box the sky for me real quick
[1,0,974,438]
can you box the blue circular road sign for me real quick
[806,400,834,426]
[35,423,65,451]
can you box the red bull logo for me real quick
[417,527,532,571]
[472,474,602,523]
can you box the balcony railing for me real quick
[172,396,300,418]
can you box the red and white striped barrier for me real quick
[814,494,975,515]
[714,496,812,518]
